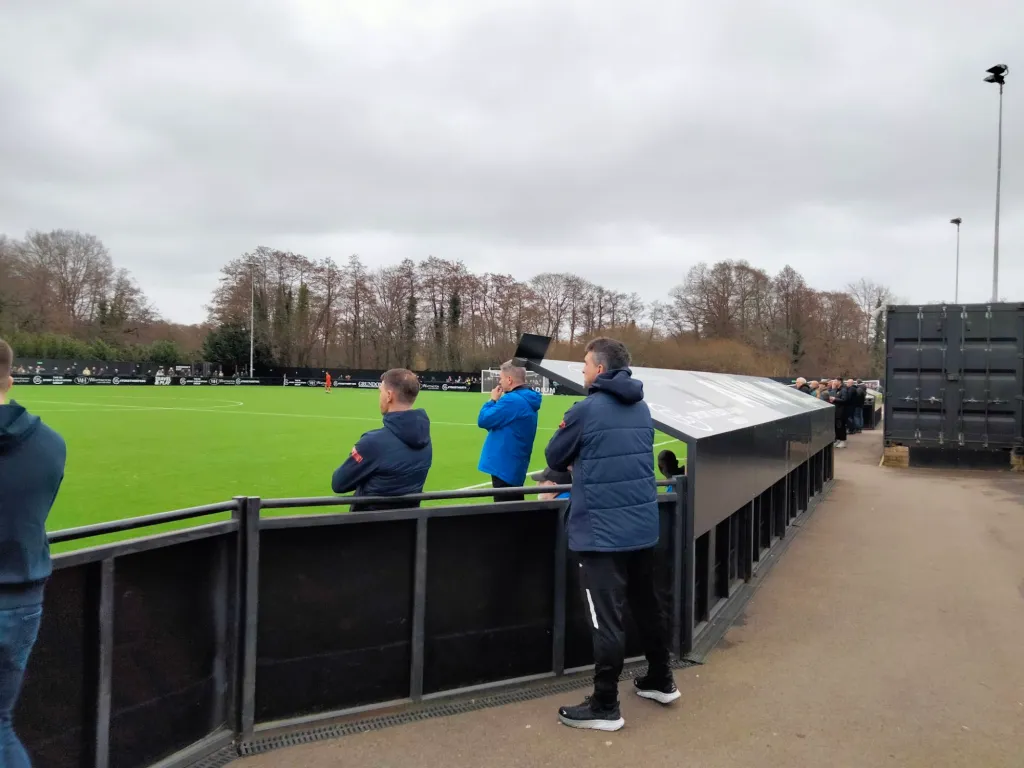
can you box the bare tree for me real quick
[846,278,896,346]
[530,273,572,341]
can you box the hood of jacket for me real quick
[0,402,41,453]
[508,386,543,412]
[384,408,431,449]
[589,368,644,404]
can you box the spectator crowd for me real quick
[793,377,869,448]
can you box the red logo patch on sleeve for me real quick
[350,447,363,463]
[559,420,567,429]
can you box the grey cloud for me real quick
[0,0,1021,323]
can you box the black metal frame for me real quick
[22,443,833,768]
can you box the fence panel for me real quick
[255,520,417,723]
[19,564,99,768]
[109,535,231,768]
[423,508,559,694]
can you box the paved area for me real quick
[240,432,1024,768]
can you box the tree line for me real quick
[1,229,896,377]
[0,230,204,366]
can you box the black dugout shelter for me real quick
[517,333,835,564]
[517,334,834,534]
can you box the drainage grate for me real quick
[190,746,239,768]
[237,658,696,757]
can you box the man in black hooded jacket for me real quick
[829,378,849,447]
[332,368,432,511]
[0,339,66,762]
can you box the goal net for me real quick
[481,369,554,395]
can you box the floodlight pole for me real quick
[993,80,1004,302]
[950,218,962,303]
[249,264,255,377]
[985,64,1008,302]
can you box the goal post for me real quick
[480,369,554,395]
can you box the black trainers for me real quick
[634,675,681,705]
[557,697,625,731]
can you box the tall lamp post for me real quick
[248,261,256,377]
[984,64,1008,302]
[950,217,962,303]
[249,271,255,376]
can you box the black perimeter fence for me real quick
[19,438,834,768]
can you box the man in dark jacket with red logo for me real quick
[332,368,432,511]
[545,338,678,732]
[0,339,66,762]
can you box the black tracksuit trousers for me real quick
[834,407,847,441]
[491,476,525,503]
[576,548,673,708]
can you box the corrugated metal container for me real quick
[884,303,1024,453]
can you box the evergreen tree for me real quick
[403,291,417,369]
[447,291,462,369]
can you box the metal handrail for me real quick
[46,480,678,542]
[48,500,238,544]
[264,478,676,509]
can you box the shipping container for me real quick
[884,303,1024,459]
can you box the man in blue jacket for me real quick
[0,339,66,762]
[545,338,678,732]
[477,361,542,502]
[332,368,432,511]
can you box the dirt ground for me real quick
[239,431,1024,768]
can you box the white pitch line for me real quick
[458,437,685,490]
[23,397,245,409]
[24,399,245,412]
[22,400,562,431]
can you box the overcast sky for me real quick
[1,0,1020,324]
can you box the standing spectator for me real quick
[0,339,66,763]
[532,467,571,500]
[545,337,678,732]
[477,361,542,502]
[657,449,685,494]
[331,369,432,511]
[852,379,867,433]
[829,378,849,447]
[843,379,858,434]
[794,377,811,394]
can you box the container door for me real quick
[886,306,950,443]
[954,306,1023,449]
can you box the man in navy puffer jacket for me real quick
[477,361,542,502]
[332,368,432,512]
[545,338,678,732]
[0,339,66,763]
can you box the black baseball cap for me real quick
[531,467,572,484]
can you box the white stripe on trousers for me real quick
[585,588,600,629]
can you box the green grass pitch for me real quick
[12,386,686,549]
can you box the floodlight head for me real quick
[984,64,1007,85]
[950,217,962,226]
